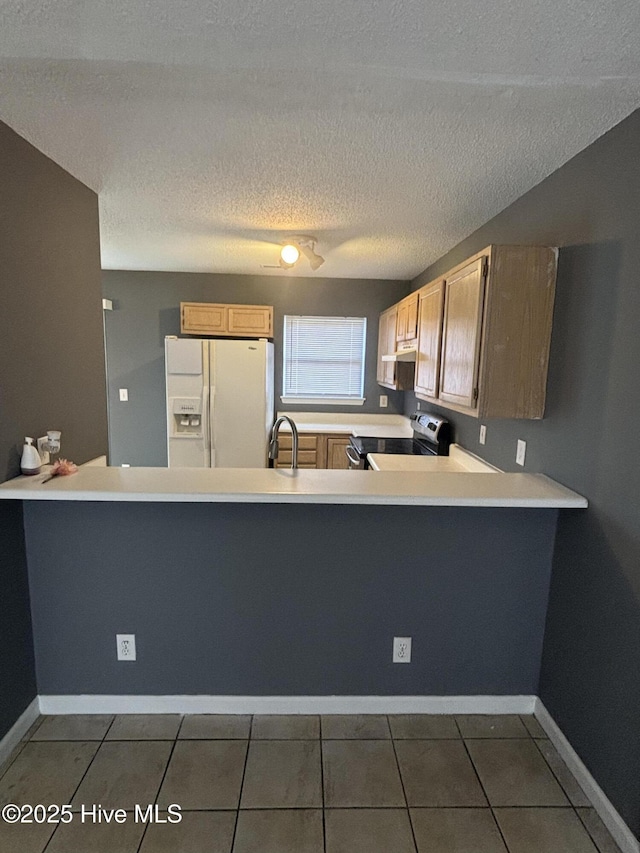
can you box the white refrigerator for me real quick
[165,337,274,467]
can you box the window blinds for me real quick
[282,315,366,401]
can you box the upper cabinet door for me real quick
[227,305,273,337]
[404,293,419,341]
[414,281,444,400]
[438,258,486,410]
[182,302,227,334]
[383,305,398,385]
[396,293,418,343]
[396,301,408,342]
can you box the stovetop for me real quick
[349,436,438,457]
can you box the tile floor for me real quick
[0,713,623,853]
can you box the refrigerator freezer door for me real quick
[209,340,274,467]
[165,338,209,467]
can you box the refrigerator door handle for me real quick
[202,384,210,458]
[209,386,216,468]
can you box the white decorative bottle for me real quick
[20,437,41,475]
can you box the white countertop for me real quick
[0,466,587,508]
[368,445,502,473]
[276,412,413,438]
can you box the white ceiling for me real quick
[1,1,640,280]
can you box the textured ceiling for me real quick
[1,1,640,279]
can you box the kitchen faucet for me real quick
[268,416,299,469]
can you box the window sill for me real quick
[280,397,366,406]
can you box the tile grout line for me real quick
[42,714,116,853]
[455,717,513,853]
[529,737,610,853]
[574,808,622,853]
[0,715,45,784]
[319,715,326,853]
[229,715,253,852]
[0,740,26,783]
[387,715,420,853]
[531,736,586,808]
[137,715,185,853]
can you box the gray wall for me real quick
[405,109,640,836]
[0,121,108,738]
[25,501,557,696]
[102,271,409,466]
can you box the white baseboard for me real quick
[535,699,639,853]
[38,694,537,715]
[0,698,40,769]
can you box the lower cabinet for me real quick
[274,433,351,469]
[274,434,320,468]
[325,436,351,470]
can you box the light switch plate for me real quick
[516,439,526,466]
[119,388,129,402]
[379,395,388,408]
[479,425,487,445]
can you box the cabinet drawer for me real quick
[278,434,318,451]
[276,450,318,466]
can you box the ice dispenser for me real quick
[170,397,203,437]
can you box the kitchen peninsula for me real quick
[0,466,585,705]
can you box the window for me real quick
[281,315,367,405]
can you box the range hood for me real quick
[381,347,417,362]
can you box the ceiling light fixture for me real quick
[279,236,325,271]
[280,243,300,266]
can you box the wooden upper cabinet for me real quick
[181,302,273,338]
[377,305,414,391]
[477,245,557,419]
[181,302,227,335]
[439,258,486,410]
[414,280,445,400]
[419,245,557,418]
[398,293,418,342]
[384,305,398,386]
[376,310,388,384]
[227,305,273,337]
[379,245,557,418]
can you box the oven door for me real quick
[345,444,365,470]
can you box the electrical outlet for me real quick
[516,439,527,466]
[379,395,388,408]
[116,634,136,661]
[393,636,412,664]
[119,388,129,402]
[479,425,487,445]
